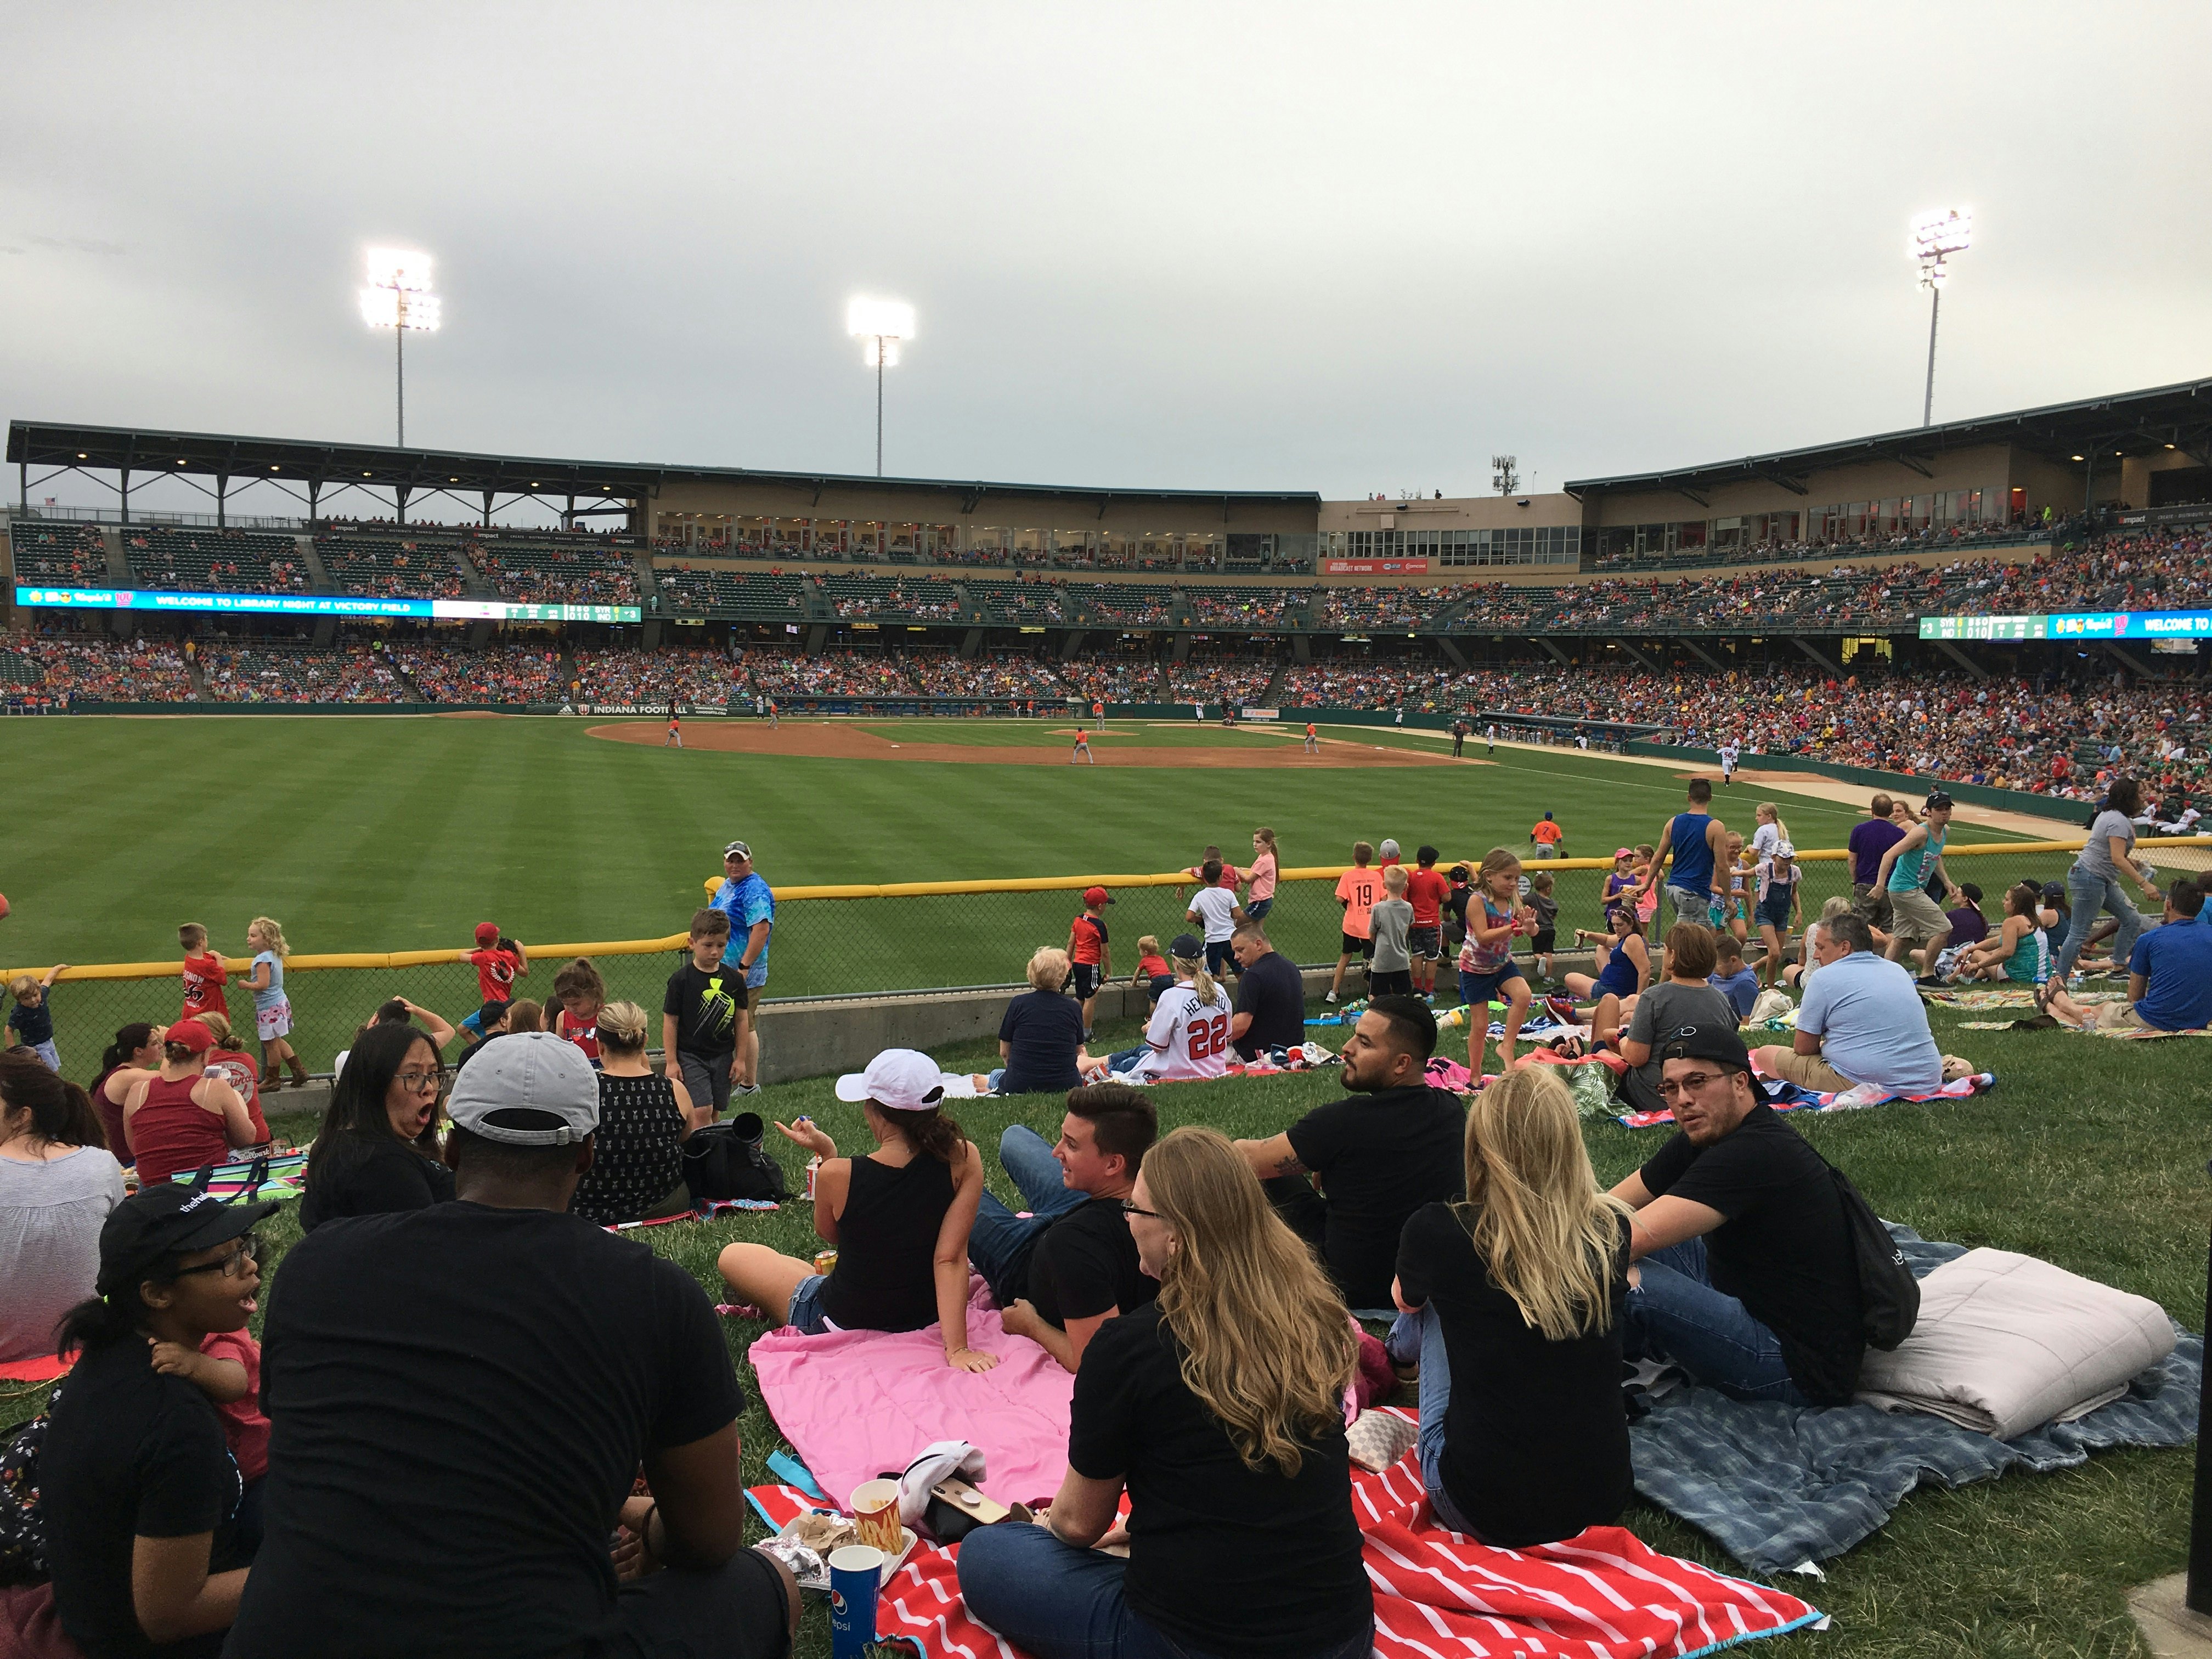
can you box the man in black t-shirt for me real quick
[1227,924,1306,1060]
[1234,995,1465,1313]
[970,1083,1158,1372]
[1608,1020,1865,1404]
[227,1033,797,1659]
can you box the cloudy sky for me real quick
[7,2,2209,516]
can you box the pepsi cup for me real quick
[827,1543,883,1658]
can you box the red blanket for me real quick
[749,1421,1821,1658]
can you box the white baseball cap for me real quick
[447,1031,600,1145]
[834,1048,946,1111]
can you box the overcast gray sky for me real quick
[8,1,2210,515]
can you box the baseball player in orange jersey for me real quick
[1304,720,1319,755]
[1070,729,1095,764]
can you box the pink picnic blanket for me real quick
[748,1414,1822,1659]
[748,1277,1075,1509]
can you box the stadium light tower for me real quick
[1910,208,1971,428]
[847,297,915,477]
[360,248,441,447]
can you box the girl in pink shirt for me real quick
[1247,828,1280,923]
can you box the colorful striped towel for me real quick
[1618,1072,1993,1130]
[746,1417,1824,1659]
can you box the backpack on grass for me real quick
[682,1112,788,1204]
[1830,1167,1920,1351]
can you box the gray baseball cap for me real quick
[447,1031,600,1146]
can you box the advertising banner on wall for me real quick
[1918,608,2212,641]
[1322,558,1431,575]
[14,586,640,623]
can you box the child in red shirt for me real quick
[465,921,529,1003]
[179,922,230,1020]
[152,1317,270,1552]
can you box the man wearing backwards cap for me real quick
[1608,1022,1866,1406]
[225,1031,798,1659]
[40,1183,280,1659]
[712,840,777,1098]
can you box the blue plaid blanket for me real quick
[1628,1227,2202,1574]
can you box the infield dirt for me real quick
[590,720,1459,766]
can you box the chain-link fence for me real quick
[13,837,2206,1081]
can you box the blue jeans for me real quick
[2053,866,2145,979]
[1622,1238,1810,1405]
[969,1126,1087,1299]
[1386,1305,1482,1537]
[957,1522,1373,1659]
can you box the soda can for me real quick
[827,1543,883,1658]
[804,1154,822,1200]
[814,1249,839,1276]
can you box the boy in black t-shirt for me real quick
[1608,1021,1865,1404]
[663,909,744,1118]
[971,1084,1158,1373]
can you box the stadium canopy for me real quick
[5,420,1319,526]
[1563,374,2212,504]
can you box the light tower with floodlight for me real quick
[360,249,441,447]
[1910,208,1971,428]
[846,297,915,477]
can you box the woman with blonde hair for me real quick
[990,946,1092,1096]
[1082,933,1229,1083]
[958,1126,1373,1659]
[1390,1065,1632,1544]
[568,1000,709,1226]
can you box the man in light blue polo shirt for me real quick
[712,839,776,1096]
[1751,911,1942,1096]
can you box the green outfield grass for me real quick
[7,1002,2192,1658]
[1,715,2045,1069]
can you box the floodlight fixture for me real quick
[360,247,440,447]
[847,297,916,476]
[1909,208,1970,427]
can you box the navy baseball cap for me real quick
[1170,933,1205,959]
[1657,1021,1752,1075]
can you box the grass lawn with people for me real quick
[35,1000,2187,1659]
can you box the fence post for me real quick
[2188,1158,2212,1615]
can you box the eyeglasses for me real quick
[1120,1200,1161,1220]
[174,1235,259,1279]
[1656,1071,1729,1099]
[395,1068,444,1093]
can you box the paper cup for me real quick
[849,1478,903,1553]
[827,1544,884,1659]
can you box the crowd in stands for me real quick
[1321,584,1481,629]
[1184,586,1309,626]
[1066,657,1165,701]
[5,636,198,703]
[654,567,812,615]
[1074,583,1175,627]
[742,648,919,700]
[966,578,1071,623]
[1165,654,1280,708]
[1583,513,2052,573]
[200,645,408,703]
[572,648,735,708]
[315,534,466,600]
[9,523,108,583]
[901,652,1070,699]
[125,528,310,593]
[465,538,640,606]
[823,576,962,620]
[388,643,564,704]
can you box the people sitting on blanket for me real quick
[300,1020,457,1231]
[0,1050,123,1364]
[1079,934,1232,1083]
[1707,932,1761,1023]
[41,1182,279,1659]
[970,1082,1159,1372]
[718,1047,1001,1371]
[1610,1023,1867,1404]
[1388,1065,1633,1545]
[1953,882,2052,986]
[956,1126,1376,1659]
[569,1000,711,1226]
[1233,995,1465,1316]
[223,1031,802,1659]
[1560,905,1649,1017]
[991,946,1092,1096]
[1751,912,1944,1098]
[2042,876,2212,1034]
[1607,925,1737,1119]
[88,1020,166,1166]
[122,1016,268,1186]
[1227,923,1307,1060]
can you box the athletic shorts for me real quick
[1408,924,1442,960]
[1369,969,1414,997]
[1340,932,1375,959]
[1529,928,1556,954]
[1071,962,1102,999]
[1204,939,1233,977]
[1458,964,1524,1009]
[678,1050,733,1116]
[256,1001,292,1042]
[1887,887,1950,944]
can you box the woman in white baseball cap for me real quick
[716,1048,1000,1372]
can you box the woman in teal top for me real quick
[1957,882,2049,986]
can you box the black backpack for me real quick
[1830,1165,1920,1351]
[681,1113,788,1203]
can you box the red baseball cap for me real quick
[166,1019,215,1055]
[474,922,500,945]
[1083,886,1114,907]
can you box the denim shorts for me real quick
[786,1273,831,1334]
[1755,890,1795,929]
[1244,896,1274,923]
[1458,964,1523,1008]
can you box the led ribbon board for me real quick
[13,586,639,623]
[1918,609,2212,642]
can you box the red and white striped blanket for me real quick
[748,1415,1822,1659]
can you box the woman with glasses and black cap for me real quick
[40,1182,280,1658]
[298,1021,456,1232]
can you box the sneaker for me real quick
[1324,991,1338,1005]
[1544,993,1579,1026]
[732,1082,761,1097]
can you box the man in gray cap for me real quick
[226,1032,797,1659]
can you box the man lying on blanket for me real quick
[1750,912,1942,1097]
[1610,1022,1867,1405]
[2044,876,2212,1034]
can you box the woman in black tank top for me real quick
[717,1048,1001,1372]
